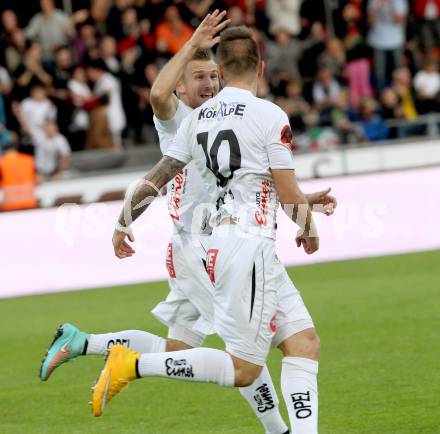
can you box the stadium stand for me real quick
[0,0,439,210]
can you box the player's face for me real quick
[178,60,220,109]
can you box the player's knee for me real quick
[165,339,193,352]
[234,367,262,387]
[230,355,262,387]
[279,328,320,360]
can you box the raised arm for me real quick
[150,9,230,120]
[272,169,319,255]
[113,156,186,258]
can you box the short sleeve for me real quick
[153,100,192,154]
[265,109,295,170]
[164,115,193,164]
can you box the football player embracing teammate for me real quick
[95,25,337,434]
[39,12,335,434]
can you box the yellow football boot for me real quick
[92,344,139,417]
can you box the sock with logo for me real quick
[239,365,289,434]
[137,347,235,386]
[281,357,318,434]
[86,330,166,355]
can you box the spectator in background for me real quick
[392,66,418,120]
[318,38,346,80]
[100,36,121,75]
[4,29,27,73]
[155,5,194,56]
[73,23,99,65]
[228,6,245,27]
[0,137,38,211]
[413,59,440,113]
[266,0,301,36]
[26,0,75,62]
[14,102,71,181]
[12,42,52,101]
[106,0,132,40]
[68,66,92,151]
[72,0,112,36]
[367,0,408,89]
[379,86,401,137]
[358,96,390,141]
[266,30,302,79]
[86,59,126,149]
[47,46,75,138]
[313,64,344,124]
[0,10,20,64]
[116,7,141,53]
[299,21,326,78]
[20,84,56,131]
[135,62,158,141]
[380,87,402,119]
[49,46,74,91]
[342,2,373,109]
[413,0,440,57]
[284,78,312,133]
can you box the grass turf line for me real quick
[0,250,439,434]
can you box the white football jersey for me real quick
[154,100,213,234]
[165,87,295,239]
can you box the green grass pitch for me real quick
[1,250,439,434]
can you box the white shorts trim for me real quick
[167,325,205,348]
[272,320,316,347]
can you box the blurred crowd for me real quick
[0,0,440,206]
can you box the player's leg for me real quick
[39,238,202,381]
[39,287,201,381]
[273,270,320,434]
[239,365,289,434]
[172,232,289,434]
[38,323,171,381]
[92,229,282,421]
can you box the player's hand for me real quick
[296,232,319,255]
[307,188,337,216]
[112,228,136,259]
[189,9,231,50]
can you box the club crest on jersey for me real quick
[206,249,219,284]
[198,101,246,120]
[280,125,294,150]
[168,169,185,221]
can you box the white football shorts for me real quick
[151,232,215,347]
[206,224,314,366]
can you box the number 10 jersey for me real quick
[165,87,296,240]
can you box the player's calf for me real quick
[278,329,320,434]
[165,339,193,352]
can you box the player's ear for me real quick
[217,64,225,81]
[258,61,265,78]
[176,79,185,96]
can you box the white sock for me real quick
[239,365,289,434]
[281,357,318,434]
[86,330,166,355]
[138,347,235,386]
